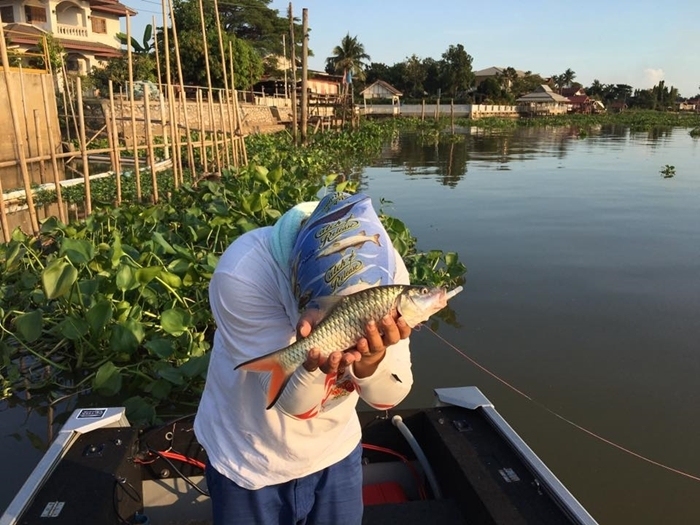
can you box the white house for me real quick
[0,0,135,74]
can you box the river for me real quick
[359,125,700,525]
[1,125,699,524]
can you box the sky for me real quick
[129,0,700,98]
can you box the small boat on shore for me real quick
[0,386,598,525]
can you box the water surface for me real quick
[360,125,700,525]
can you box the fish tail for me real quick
[236,352,293,409]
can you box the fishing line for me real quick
[425,325,700,483]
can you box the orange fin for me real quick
[236,352,293,409]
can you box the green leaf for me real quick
[135,266,161,285]
[160,308,192,336]
[59,238,95,265]
[158,365,184,385]
[14,310,43,342]
[147,379,172,400]
[109,322,141,354]
[42,259,78,299]
[179,354,210,378]
[86,300,113,335]
[116,264,138,291]
[157,270,182,289]
[93,362,122,396]
[145,338,174,358]
[123,396,156,425]
[152,232,176,254]
[58,316,89,340]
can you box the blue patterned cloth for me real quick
[290,192,395,310]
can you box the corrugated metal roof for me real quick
[516,84,570,103]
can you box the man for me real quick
[194,192,414,524]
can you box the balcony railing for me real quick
[57,24,88,38]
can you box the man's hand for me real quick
[298,311,411,378]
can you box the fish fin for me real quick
[236,352,293,409]
[372,233,381,246]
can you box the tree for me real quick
[160,0,263,89]
[561,68,576,87]
[325,33,370,89]
[438,44,474,100]
[403,54,427,98]
[117,24,153,54]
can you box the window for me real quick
[0,6,14,23]
[91,17,106,34]
[25,6,47,23]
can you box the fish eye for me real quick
[420,287,429,295]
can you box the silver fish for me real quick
[236,284,463,409]
[317,231,382,258]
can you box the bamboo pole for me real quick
[197,0,221,173]
[421,99,425,121]
[126,13,142,201]
[288,3,298,144]
[227,41,240,167]
[161,0,180,185]
[107,80,122,205]
[152,15,170,163]
[0,23,13,241]
[0,25,40,234]
[212,0,232,169]
[40,74,66,223]
[75,77,92,216]
[197,89,208,173]
[217,90,231,168]
[451,98,455,134]
[143,89,158,203]
[168,0,196,178]
[18,65,38,182]
[33,110,47,183]
[300,8,308,144]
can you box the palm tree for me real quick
[325,33,370,94]
[561,68,576,88]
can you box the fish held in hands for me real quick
[235,284,463,409]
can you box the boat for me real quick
[0,386,598,525]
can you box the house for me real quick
[516,84,570,115]
[306,70,342,97]
[0,0,135,74]
[473,66,528,88]
[360,80,402,103]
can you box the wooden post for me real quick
[18,65,38,183]
[107,80,122,205]
[226,42,240,167]
[288,3,298,144]
[40,74,66,223]
[421,99,425,121]
[126,13,142,201]
[168,0,196,178]
[197,89,208,173]
[0,23,14,240]
[213,0,233,168]
[75,77,92,215]
[143,89,158,203]
[218,90,231,168]
[300,8,308,144]
[197,0,221,173]
[451,98,455,134]
[161,0,180,185]
[0,25,40,234]
[152,16,170,163]
[33,110,47,183]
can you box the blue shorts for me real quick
[205,443,363,525]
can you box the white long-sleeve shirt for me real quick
[194,226,413,490]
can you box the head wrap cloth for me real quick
[288,193,395,310]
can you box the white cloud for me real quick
[642,68,665,88]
